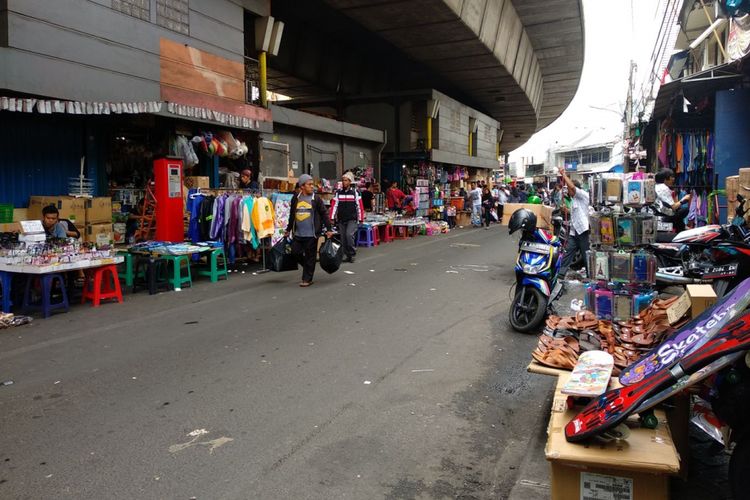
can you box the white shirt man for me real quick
[558,168,590,275]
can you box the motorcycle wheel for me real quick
[509,285,548,333]
[730,432,750,500]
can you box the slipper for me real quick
[299,281,313,287]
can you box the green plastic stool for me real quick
[161,255,193,290]
[195,248,229,283]
[118,251,134,288]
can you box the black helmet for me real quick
[509,208,537,235]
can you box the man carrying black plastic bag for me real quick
[319,238,343,274]
[284,174,334,287]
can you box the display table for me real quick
[0,256,124,315]
[128,243,224,294]
[545,374,679,500]
[390,219,427,238]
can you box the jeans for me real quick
[669,205,689,233]
[292,236,318,282]
[560,230,590,276]
[472,204,482,227]
[498,204,504,220]
[338,220,358,259]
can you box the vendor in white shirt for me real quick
[655,168,690,233]
[558,167,590,276]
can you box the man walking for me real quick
[285,174,334,287]
[558,167,590,276]
[330,172,365,263]
[470,182,482,227]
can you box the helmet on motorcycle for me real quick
[528,195,542,204]
[508,208,537,235]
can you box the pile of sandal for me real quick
[0,313,32,329]
[532,296,684,372]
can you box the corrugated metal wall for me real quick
[0,113,86,208]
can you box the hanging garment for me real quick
[199,196,215,242]
[658,133,668,167]
[210,195,226,240]
[252,196,276,239]
[188,192,203,243]
[241,196,259,249]
[675,134,683,173]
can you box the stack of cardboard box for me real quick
[84,197,113,245]
[724,167,750,223]
[501,203,554,230]
[26,196,113,244]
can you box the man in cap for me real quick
[238,169,258,190]
[330,171,365,263]
[285,174,334,287]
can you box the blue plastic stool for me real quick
[0,271,12,313]
[356,226,377,247]
[22,273,69,318]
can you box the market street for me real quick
[0,227,555,499]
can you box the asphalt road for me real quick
[0,226,557,499]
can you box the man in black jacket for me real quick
[330,172,364,263]
[285,174,334,287]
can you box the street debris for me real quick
[410,369,434,373]
[343,270,355,275]
[363,380,372,385]
[1,380,14,387]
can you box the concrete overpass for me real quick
[268,0,584,151]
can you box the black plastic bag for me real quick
[319,238,343,274]
[268,238,298,272]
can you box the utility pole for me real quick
[624,60,636,171]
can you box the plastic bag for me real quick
[268,238,297,272]
[319,238,343,274]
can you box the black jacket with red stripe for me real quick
[330,187,365,223]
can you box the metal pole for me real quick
[699,0,728,62]
[259,51,268,108]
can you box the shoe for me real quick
[348,256,355,263]
[299,281,313,287]
[485,227,489,230]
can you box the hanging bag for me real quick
[268,237,298,272]
[319,238,343,274]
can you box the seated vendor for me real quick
[42,205,68,239]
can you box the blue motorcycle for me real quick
[508,209,564,333]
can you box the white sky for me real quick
[509,0,666,164]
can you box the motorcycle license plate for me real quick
[657,221,673,231]
[701,263,739,279]
[520,241,552,254]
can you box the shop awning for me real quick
[577,163,623,175]
[0,96,273,133]
[651,63,745,120]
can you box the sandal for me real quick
[299,281,314,287]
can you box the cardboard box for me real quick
[546,375,679,500]
[84,223,114,246]
[184,176,210,189]
[739,167,750,188]
[500,203,552,229]
[686,284,717,318]
[28,196,86,225]
[12,208,28,222]
[0,222,21,233]
[726,175,739,202]
[84,197,112,224]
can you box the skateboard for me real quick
[562,351,614,397]
[619,277,750,385]
[565,310,750,442]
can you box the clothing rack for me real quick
[189,187,281,274]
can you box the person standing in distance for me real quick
[330,172,364,263]
[558,167,590,276]
[285,174,334,287]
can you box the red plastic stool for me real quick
[81,264,124,307]
[394,226,409,240]
[379,224,394,243]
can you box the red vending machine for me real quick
[153,158,184,242]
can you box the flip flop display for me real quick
[534,297,682,372]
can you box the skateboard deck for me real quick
[619,277,750,385]
[566,310,750,442]
[562,351,614,397]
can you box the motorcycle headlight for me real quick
[523,263,543,274]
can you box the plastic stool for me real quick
[394,226,409,240]
[81,264,124,307]
[0,271,12,313]
[22,274,69,318]
[118,251,134,288]
[161,255,193,290]
[133,256,170,295]
[380,224,394,243]
[356,226,377,247]
[194,247,229,283]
